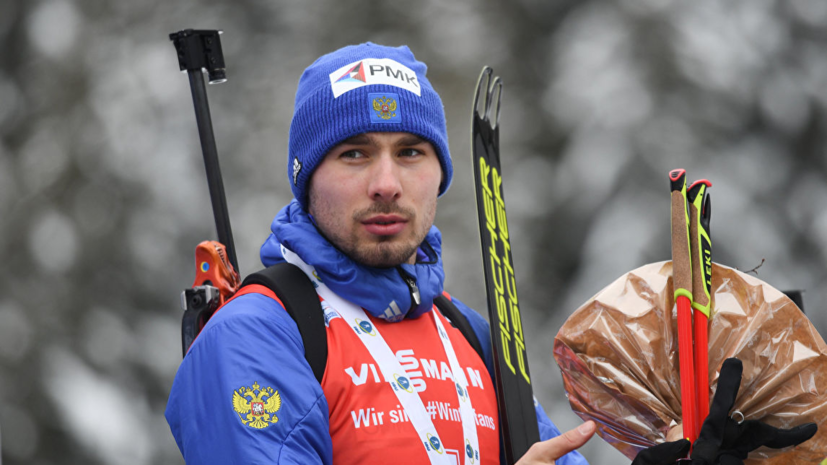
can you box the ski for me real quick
[471,67,539,463]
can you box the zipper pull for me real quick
[396,267,422,309]
[404,276,421,307]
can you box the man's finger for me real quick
[756,422,818,450]
[716,455,744,465]
[632,439,691,465]
[767,423,818,449]
[718,421,818,463]
[693,358,743,462]
[526,421,596,463]
[709,358,742,421]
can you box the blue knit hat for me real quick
[288,43,453,210]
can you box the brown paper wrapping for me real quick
[553,261,827,464]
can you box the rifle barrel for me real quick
[186,69,239,273]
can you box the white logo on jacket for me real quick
[380,300,404,322]
[343,349,483,393]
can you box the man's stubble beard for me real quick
[309,195,437,268]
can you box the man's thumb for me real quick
[532,421,596,461]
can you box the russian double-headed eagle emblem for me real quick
[373,96,397,120]
[232,382,282,429]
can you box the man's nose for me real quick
[368,154,402,202]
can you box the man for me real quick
[166,43,595,464]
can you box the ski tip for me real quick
[668,169,686,182]
[473,66,503,129]
[473,67,494,117]
[487,76,502,127]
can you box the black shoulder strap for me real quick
[434,294,485,362]
[240,265,484,385]
[241,263,327,384]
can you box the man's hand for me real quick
[692,358,817,465]
[516,421,596,464]
[632,358,818,465]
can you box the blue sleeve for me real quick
[449,296,590,465]
[165,293,333,464]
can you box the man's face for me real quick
[308,132,443,268]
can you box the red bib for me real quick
[322,301,500,464]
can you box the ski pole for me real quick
[688,179,712,436]
[669,169,698,445]
[169,29,238,272]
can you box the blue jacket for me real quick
[166,200,588,464]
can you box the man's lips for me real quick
[361,215,408,236]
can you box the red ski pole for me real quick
[669,169,698,444]
[688,179,712,436]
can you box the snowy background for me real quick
[2,0,827,463]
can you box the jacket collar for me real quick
[260,200,445,320]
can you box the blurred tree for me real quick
[1,0,825,463]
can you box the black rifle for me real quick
[169,29,240,355]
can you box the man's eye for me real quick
[399,148,423,157]
[340,150,365,159]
